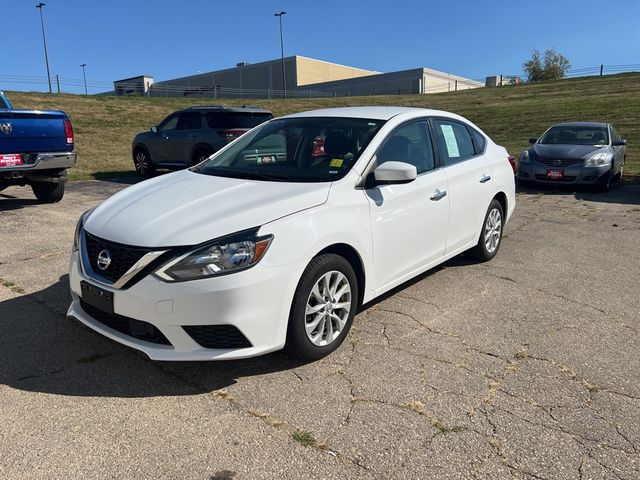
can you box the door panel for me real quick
[431,118,493,253]
[442,157,493,252]
[366,168,449,291]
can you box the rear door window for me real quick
[432,119,476,165]
[176,112,202,131]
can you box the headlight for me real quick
[155,230,273,282]
[73,208,95,251]
[585,152,612,167]
[519,150,530,163]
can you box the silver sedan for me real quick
[518,122,627,191]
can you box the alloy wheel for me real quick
[134,151,149,175]
[304,271,352,347]
[484,208,502,254]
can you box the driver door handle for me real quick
[430,190,447,201]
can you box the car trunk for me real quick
[0,110,70,153]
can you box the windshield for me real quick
[195,117,385,182]
[539,125,609,146]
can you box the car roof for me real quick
[281,106,456,121]
[551,121,609,128]
[180,105,272,114]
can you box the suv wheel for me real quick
[192,148,213,166]
[286,254,358,360]
[133,148,155,177]
[32,182,65,203]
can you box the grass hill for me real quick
[6,72,640,180]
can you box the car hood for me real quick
[533,144,607,159]
[84,170,331,247]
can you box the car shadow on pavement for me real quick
[0,196,40,211]
[0,275,308,398]
[517,181,640,205]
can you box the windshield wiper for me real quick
[200,168,291,182]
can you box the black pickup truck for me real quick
[0,91,77,203]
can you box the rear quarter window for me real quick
[206,112,273,129]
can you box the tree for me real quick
[523,48,571,82]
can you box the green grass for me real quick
[7,72,640,180]
[291,429,317,448]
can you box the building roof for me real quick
[114,75,154,83]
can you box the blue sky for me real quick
[2,0,639,94]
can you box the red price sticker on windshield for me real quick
[0,154,23,167]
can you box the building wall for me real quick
[295,56,377,86]
[422,70,484,94]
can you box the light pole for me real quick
[80,64,87,95]
[274,11,287,99]
[35,3,52,94]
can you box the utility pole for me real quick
[36,3,52,94]
[274,11,287,99]
[80,64,88,94]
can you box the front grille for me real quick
[183,325,252,349]
[80,300,172,346]
[84,232,155,283]
[535,158,584,167]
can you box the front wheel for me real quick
[133,148,155,177]
[31,182,65,203]
[470,199,504,261]
[286,254,359,360]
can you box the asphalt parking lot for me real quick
[1,181,639,479]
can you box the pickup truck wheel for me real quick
[133,148,155,177]
[32,182,65,203]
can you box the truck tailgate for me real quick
[0,111,70,153]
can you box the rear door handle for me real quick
[430,190,447,201]
[480,175,492,183]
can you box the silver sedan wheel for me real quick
[484,208,502,254]
[305,271,352,347]
[134,152,149,174]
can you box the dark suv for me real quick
[131,106,273,176]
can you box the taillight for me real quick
[64,119,75,145]
[507,154,517,173]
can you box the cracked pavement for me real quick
[1,181,639,479]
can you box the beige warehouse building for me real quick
[114,55,483,98]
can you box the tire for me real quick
[192,148,213,166]
[31,182,65,203]
[470,199,504,262]
[286,254,359,360]
[596,167,614,192]
[133,147,155,177]
[517,178,533,189]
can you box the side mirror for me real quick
[150,126,158,134]
[373,161,417,185]
[528,137,537,145]
[612,139,627,146]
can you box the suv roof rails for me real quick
[185,105,227,110]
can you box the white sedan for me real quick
[68,107,515,361]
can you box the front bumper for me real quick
[0,151,76,172]
[67,250,306,361]
[518,160,609,185]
